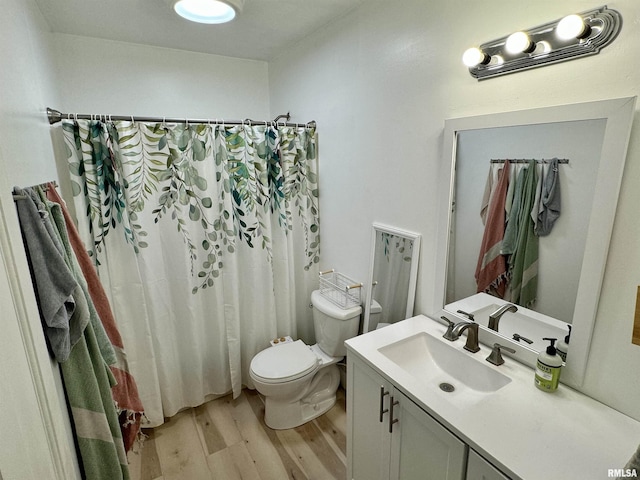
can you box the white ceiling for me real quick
[34,0,364,61]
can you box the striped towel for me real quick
[48,185,145,453]
[61,323,130,479]
[505,161,539,307]
[16,187,129,479]
[475,161,510,297]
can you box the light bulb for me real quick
[174,0,237,24]
[557,14,590,40]
[462,48,490,68]
[505,31,535,54]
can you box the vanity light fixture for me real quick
[173,0,244,24]
[463,6,621,80]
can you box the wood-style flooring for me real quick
[127,388,347,480]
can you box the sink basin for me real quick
[378,331,511,393]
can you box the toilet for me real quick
[250,289,367,430]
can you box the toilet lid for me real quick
[251,340,319,383]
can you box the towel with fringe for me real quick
[47,184,145,453]
[16,187,129,479]
[503,161,539,307]
[475,160,510,297]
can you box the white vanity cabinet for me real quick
[346,315,640,480]
[466,450,510,480]
[347,356,467,480]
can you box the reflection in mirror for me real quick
[363,223,421,333]
[433,97,636,387]
[447,120,606,327]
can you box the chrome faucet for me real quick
[442,317,480,353]
[488,303,518,332]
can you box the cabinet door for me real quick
[347,358,393,480]
[390,389,467,480]
[466,450,511,480]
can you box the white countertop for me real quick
[345,315,640,480]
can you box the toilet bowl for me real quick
[249,290,361,430]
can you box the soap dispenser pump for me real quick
[535,338,562,393]
[556,325,572,362]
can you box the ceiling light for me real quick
[557,14,591,40]
[173,0,243,24]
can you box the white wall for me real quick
[0,0,80,478]
[269,0,640,421]
[51,34,270,120]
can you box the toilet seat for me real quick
[250,340,319,384]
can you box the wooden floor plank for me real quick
[194,403,228,455]
[244,390,310,480]
[153,409,212,480]
[231,391,298,480]
[276,427,335,480]
[128,388,347,480]
[298,419,346,477]
[136,429,163,480]
[206,442,262,480]
[203,394,244,447]
[126,442,142,480]
[227,441,262,480]
[314,389,347,460]
[207,447,240,480]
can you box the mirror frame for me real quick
[431,97,636,387]
[363,223,421,333]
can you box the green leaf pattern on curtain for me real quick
[62,120,320,293]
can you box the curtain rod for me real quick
[46,108,316,128]
[490,158,570,164]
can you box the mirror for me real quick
[362,223,421,333]
[431,97,636,387]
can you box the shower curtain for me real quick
[61,119,320,426]
[373,232,413,324]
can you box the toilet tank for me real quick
[311,290,362,357]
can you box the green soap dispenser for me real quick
[535,338,562,392]
[557,325,572,362]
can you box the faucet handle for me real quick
[441,315,455,327]
[456,309,475,321]
[486,343,516,366]
[441,316,456,341]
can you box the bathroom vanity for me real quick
[345,315,640,480]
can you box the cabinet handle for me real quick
[379,386,389,422]
[389,396,399,433]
